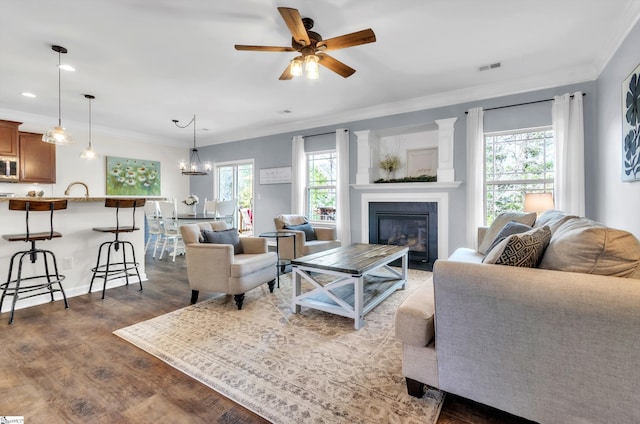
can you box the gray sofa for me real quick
[395,210,640,423]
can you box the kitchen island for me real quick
[0,197,160,315]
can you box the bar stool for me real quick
[1,199,69,324]
[89,198,146,299]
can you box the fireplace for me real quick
[369,202,438,271]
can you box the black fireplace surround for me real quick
[368,202,438,271]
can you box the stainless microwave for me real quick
[0,157,18,181]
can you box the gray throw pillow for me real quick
[483,225,551,267]
[477,211,537,254]
[284,222,317,241]
[202,228,243,254]
[484,221,533,257]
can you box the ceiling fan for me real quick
[234,7,376,80]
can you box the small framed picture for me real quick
[406,148,438,177]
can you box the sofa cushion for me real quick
[539,218,640,278]
[395,280,435,347]
[477,211,537,254]
[485,221,533,256]
[202,228,244,255]
[483,225,551,267]
[284,222,317,241]
[533,210,579,234]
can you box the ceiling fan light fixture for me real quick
[290,58,303,76]
[43,45,73,145]
[305,54,319,80]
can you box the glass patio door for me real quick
[216,160,254,232]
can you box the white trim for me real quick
[361,192,449,260]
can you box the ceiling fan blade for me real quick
[279,64,293,80]
[317,53,356,78]
[235,44,296,52]
[318,28,376,51]
[278,7,311,46]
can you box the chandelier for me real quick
[173,115,211,176]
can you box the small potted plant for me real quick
[379,154,400,180]
[183,194,200,216]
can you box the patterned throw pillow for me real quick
[202,228,243,254]
[483,225,551,267]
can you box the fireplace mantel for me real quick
[351,181,461,190]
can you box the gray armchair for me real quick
[180,222,277,309]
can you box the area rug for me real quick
[114,268,444,423]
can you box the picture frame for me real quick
[259,167,292,184]
[106,156,161,196]
[406,148,438,177]
[622,62,640,181]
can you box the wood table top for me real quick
[291,243,408,275]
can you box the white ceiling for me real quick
[1,0,639,148]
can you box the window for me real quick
[484,127,554,225]
[306,150,337,222]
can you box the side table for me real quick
[258,231,297,288]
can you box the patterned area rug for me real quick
[114,268,444,423]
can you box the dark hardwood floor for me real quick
[0,251,533,423]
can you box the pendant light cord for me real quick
[57,50,62,126]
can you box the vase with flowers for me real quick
[183,194,199,216]
[379,154,401,180]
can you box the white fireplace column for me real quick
[435,117,457,182]
[354,130,380,184]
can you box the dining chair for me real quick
[157,200,184,262]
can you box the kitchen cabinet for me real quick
[19,132,56,183]
[0,120,21,157]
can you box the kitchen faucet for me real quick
[64,181,89,197]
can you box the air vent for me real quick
[479,62,502,71]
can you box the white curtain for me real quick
[466,107,485,248]
[552,92,585,216]
[291,135,305,214]
[336,128,351,245]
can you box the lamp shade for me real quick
[524,193,555,214]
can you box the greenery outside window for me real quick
[485,127,554,225]
[306,150,337,222]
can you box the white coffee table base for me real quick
[291,250,408,329]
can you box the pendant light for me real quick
[80,94,98,160]
[43,45,73,145]
[173,115,211,176]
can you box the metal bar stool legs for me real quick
[1,199,69,324]
[89,198,145,299]
[89,238,143,299]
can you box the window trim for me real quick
[305,149,337,225]
[483,125,554,224]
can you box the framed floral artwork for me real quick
[622,63,640,181]
[106,156,161,195]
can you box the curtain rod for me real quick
[303,129,348,138]
[464,92,586,114]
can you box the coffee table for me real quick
[291,243,409,329]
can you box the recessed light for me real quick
[58,64,75,72]
[21,92,36,98]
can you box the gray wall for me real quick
[595,16,640,236]
[192,79,598,255]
